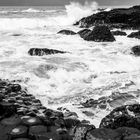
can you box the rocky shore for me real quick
[1,79,140,140]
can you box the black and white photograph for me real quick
[0,0,140,139]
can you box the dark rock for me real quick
[99,104,140,129]
[128,31,140,39]
[22,116,42,126]
[0,102,17,117]
[73,124,95,140]
[12,34,22,36]
[57,30,76,35]
[8,84,21,92]
[9,125,28,139]
[64,118,80,129]
[85,128,120,140]
[112,30,127,36]
[1,115,21,126]
[116,127,140,138]
[28,48,65,56]
[83,25,115,42]
[131,46,140,56]
[74,5,140,30]
[77,29,91,38]
[124,134,140,140]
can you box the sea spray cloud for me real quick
[64,1,98,24]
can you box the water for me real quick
[0,4,140,127]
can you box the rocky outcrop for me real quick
[57,30,76,35]
[99,104,140,129]
[82,25,115,42]
[77,29,91,38]
[74,5,140,30]
[28,48,65,56]
[127,31,140,39]
[112,30,127,36]
[131,45,140,56]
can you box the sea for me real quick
[0,3,140,127]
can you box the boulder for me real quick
[77,29,91,38]
[21,116,42,126]
[74,5,140,30]
[131,46,140,56]
[112,30,127,36]
[57,30,76,35]
[85,128,120,140]
[99,104,140,129]
[9,125,28,139]
[128,31,140,39]
[28,48,65,56]
[73,124,95,140]
[83,25,115,42]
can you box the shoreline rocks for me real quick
[74,5,140,30]
[1,79,140,140]
[28,48,66,56]
[82,25,116,42]
[131,46,140,56]
[57,30,76,35]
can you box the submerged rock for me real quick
[83,25,115,42]
[57,30,76,35]
[112,30,127,36]
[74,5,140,30]
[131,46,140,56]
[127,31,140,39]
[100,104,140,129]
[28,48,65,56]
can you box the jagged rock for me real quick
[57,30,76,35]
[9,125,28,139]
[8,84,21,92]
[112,30,127,36]
[131,46,140,56]
[86,128,120,140]
[128,31,140,39]
[99,104,140,129]
[73,124,95,140]
[74,5,140,30]
[28,48,65,56]
[77,29,91,38]
[83,25,115,42]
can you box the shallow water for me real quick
[0,6,140,127]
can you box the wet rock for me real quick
[112,30,127,36]
[74,5,140,30]
[9,125,28,139]
[64,118,80,129]
[131,45,140,56]
[85,128,120,140]
[128,31,140,39]
[28,48,65,56]
[83,25,115,42]
[57,30,76,35]
[73,124,95,140]
[29,125,49,139]
[22,116,42,126]
[8,84,21,92]
[77,29,91,38]
[99,104,140,129]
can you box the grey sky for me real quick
[0,0,139,6]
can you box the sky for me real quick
[0,0,139,6]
